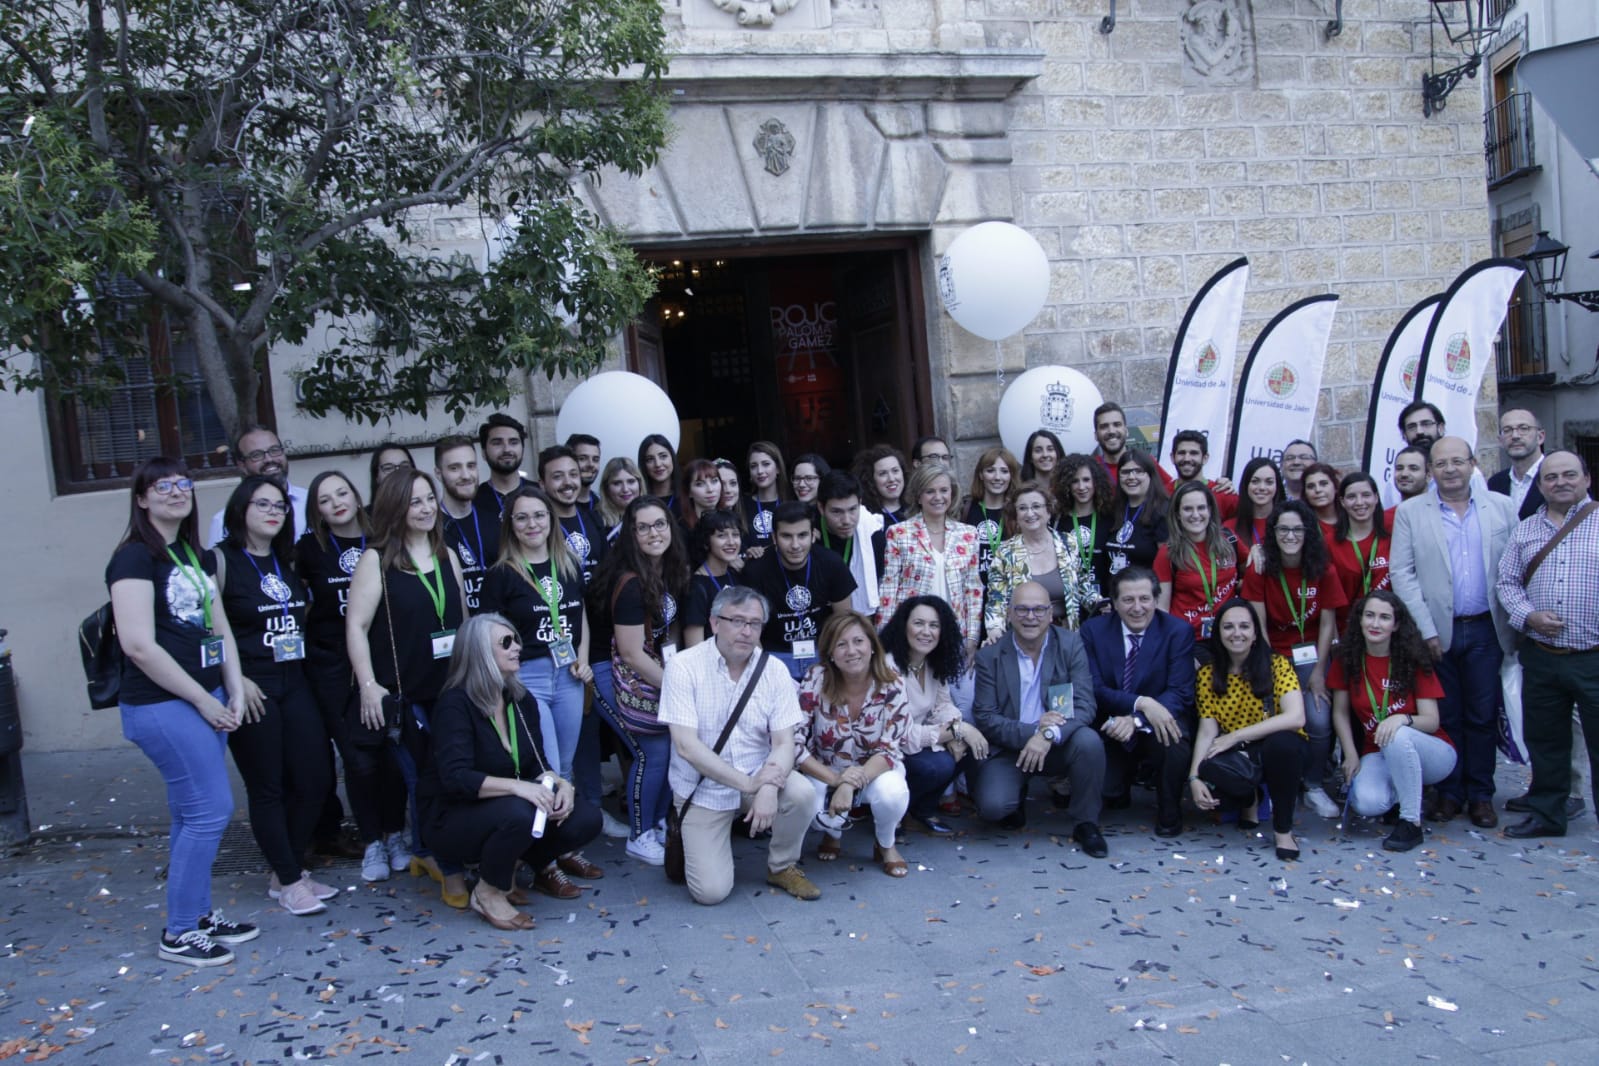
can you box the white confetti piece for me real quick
[1426,995,1458,1012]
[1333,898,1360,909]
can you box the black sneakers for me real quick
[198,909,260,944]
[158,929,235,967]
[1382,819,1425,852]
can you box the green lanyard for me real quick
[505,702,521,775]
[1276,571,1312,639]
[1361,662,1391,722]
[980,503,1002,556]
[1349,533,1377,594]
[414,555,448,628]
[1070,512,1097,572]
[1195,545,1219,610]
[165,542,214,630]
[820,525,853,565]
[528,561,566,640]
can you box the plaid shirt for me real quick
[1497,504,1599,651]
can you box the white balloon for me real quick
[996,366,1105,458]
[937,222,1051,341]
[555,371,680,465]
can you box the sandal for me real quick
[873,844,909,878]
[817,836,842,862]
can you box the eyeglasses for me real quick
[250,498,290,515]
[1012,605,1052,618]
[635,518,671,534]
[1404,420,1439,432]
[151,477,194,495]
[1499,424,1538,436]
[241,444,286,463]
[715,614,763,632]
[792,474,820,485]
[512,511,550,525]
[1275,526,1307,539]
[498,634,522,650]
[922,453,953,464]
[377,460,412,476]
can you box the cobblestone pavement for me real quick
[4,749,1598,1064]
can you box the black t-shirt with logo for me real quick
[558,505,607,587]
[740,496,780,552]
[745,549,857,654]
[219,544,310,676]
[441,500,500,612]
[611,572,677,648]
[683,567,746,633]
[105,541,222,705]
[479,559,586,661]
[1097,507,1168,598]
[295,531,366,651]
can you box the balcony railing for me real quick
[1496,299,1548,381]
[1486,91,1537,188]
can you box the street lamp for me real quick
[1521,231,1599,314]
[1422,1,1507,117]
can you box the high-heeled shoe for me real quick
[409,855,444,884]
[469,884,534,931]
[440,873,469,909]
[1274,835,1300,862]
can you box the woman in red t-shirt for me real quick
[1300,463,1342,542]
[1225,457,1284,565]
[1328,472,1391,633]
[1155,482,1238,653]
[1328,590,1453,852]
[1241,499,1347,819]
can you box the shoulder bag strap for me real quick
[381,566,402,704]
[1523,500,1598,586]
[683,651,771,806]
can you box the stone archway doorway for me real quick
[626,237,935,471]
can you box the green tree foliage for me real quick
[0,0,669,434]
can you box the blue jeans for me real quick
[904,748,970,821]
[1435,617,1504,802]
[1348,727,1457,824]
[592,695,672,838]
[121,692,233,936]
[517,656,586,779]
[572,662,611,806]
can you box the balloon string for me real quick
[994,340,1004,389]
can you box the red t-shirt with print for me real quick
[1154,541,1239,641]
[1326,652,1450,757]
[1240,563,1350,657]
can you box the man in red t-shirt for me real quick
[1166,429,1238,519]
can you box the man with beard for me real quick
[815,471,882,616]
[475,413,535,518]
[1385,445,1430,525]
[207,425,308,546]
[540,444,607,585]
[1488,408,1547,520]
[1167,430,1237,518]
[1092,403,1132,486]
[1398,401,1446,456]
[566,433,603,509]
[435,434,498,612]
[1280,439,1318,501]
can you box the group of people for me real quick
[107,400,1598,963]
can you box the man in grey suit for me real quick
[1389,436,1519,828]
[971,581,1108,857]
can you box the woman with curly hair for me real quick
[1240,499,1348,819]
[1154,482,1238,648]
[1052,454,1115,616]
[880,596,990,836]
[585,496,690,866]
[1328,590,1451,852]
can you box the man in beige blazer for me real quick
[1389,437,1518,829]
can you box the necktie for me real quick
[1123,632,1142,690]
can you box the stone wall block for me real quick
[1206,126,1259,158]
[1287,248,1339,283]
[658,108,759,235]
[1049,260,1087,304]
[1354,91,1392,120]
[1303,159,1350,181]
[1363,21,1416,54]
[1300,215,1340,245]
[927,100,1008,138]
[1339,280,1396,307]
[1264,184,1317,214]
[1260,124,1306,156]
[1341,247,1386,278]
[1259,55,1307,87]
[1023,189,1091,225]
[1426,241,1469,274]
[1344,212,1396,243]
[1439,208,1487,238]
[726,105,818,231]
[1116,94,1178,128]
[941,166,1022,224]
[1248,161,1299,184]
[1196,220,1238,248]
[1395,155,1439,178]
[1045,96,1111,127]
[1179,93,1238,125]
[1240,91,1292,123]
[1152,187,1210,219]
[1070,224,1125,257]
[950,376,1003,440]
[803,106,884,229]
[983,20,1032,47]
[1291,90,1354,121]
[1237,215,1299,246]
[1319,422,1354,467]
[1194,161,1247,185]
[585,163,684,239]
[876,141,947,226]
[1128,222,1196,253]
[1037,59,1086,94]
[1395,211,1431,241]
[1140,256,1185,294]
[1326,124,1376,155]
[1348,57,1406,86]
[1349,156,1396,179]
[1246,251,1286,285]
[1122,356,1167,404]
[1372,180,1414,209]
[1096,128,1154,161]
[1416,177,1461,206]
[1135,163,1194,188]
[1084,60,1148,94]
[1334,383,1370,422]
[1090,188,1152,223]
[1088,257,1140,300]
[1323,182,1373,212]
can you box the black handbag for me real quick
[79,603,123,710]
[664,652,769,885]
[347,568,406,747]
[1199,745,1263,801]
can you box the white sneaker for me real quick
[626,833,666,866]
[277,878,328,916]
[600,810,629,839]
[1303,786,1340,819]
[384,832,413,872]
[361,841,391,883]
[300,871,339,901]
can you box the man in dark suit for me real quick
[971,581,1108,857]
[1487,408,1546,521]
[1080,567,1197,837]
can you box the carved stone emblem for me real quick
[753,118,797,177]
[713,0,800,29]
[1180,0,1255,86]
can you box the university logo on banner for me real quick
[1416,259,1524,450]
[1194,341,1220,378]
[1444,333,1472,380]
[1265,363,1297,398]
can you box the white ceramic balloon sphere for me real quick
[938,222,1051,341]
[997,366,1104,457]
[555,371,680,463]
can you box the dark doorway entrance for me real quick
[627,239,934,472]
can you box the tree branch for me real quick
[0,25,55,99]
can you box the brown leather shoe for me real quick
[1468,800,1498,829]
[532,864,583,900]
[557,853,605,880]
[1427,795,1462,823]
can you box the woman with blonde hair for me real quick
[596,456,643,532]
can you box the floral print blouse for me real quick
[795,664,912,772]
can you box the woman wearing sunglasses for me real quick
[107,459,256,966]
[419,614,601,930]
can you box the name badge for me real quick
[660,642,679,663]
[431,629,457,659]
[273,633,306,663]
[1047,682,1074,717]
[551,637,577,668]
[1200,618,1213,640]
[1291,642,1319,667]
[791,639,817,663]
[200,636,226,669]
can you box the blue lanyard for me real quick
[703,564,724,593]
[449,507,486,567]
[242,549,292,624]
[780,555,812,600]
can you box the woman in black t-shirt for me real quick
[1099,450,1169,595]
[682,509,745,647]
[585,496,689,867]
[217,476,334,917]
[346,470,469,902]
[106,457,255,968]
[1052,454,1115,620]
